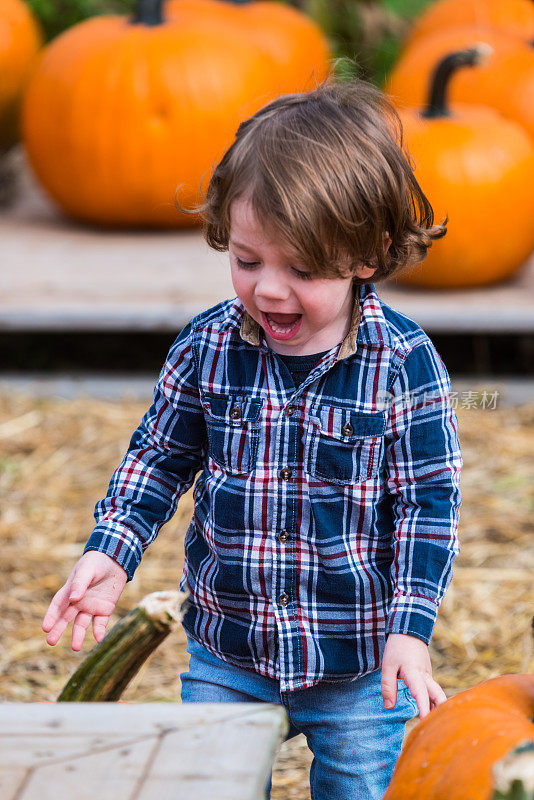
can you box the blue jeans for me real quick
[180,634,419,800]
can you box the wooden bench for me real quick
[1,702,289,800]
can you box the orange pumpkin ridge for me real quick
[383,673,534,800]
[405,0,534,50]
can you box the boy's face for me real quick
[229,196,376,356]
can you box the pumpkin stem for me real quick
[492,741,534,800]
[131,0,164,26]
[421,45,492,119]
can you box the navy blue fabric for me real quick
[275,348,330,389]
[84,282,463,691]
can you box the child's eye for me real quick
[235,257,259,269]
[234,256,312,280]
[292,268,313,280]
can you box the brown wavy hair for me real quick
[177,60,447,284]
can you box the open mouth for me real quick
[262,312,302,340]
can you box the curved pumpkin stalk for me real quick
[492,741,534,800]
[420,45,492,119]
[58,590,188,702]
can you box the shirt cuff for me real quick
[385,592,440,645]
[83,522,144,582]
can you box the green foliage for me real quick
[290,0,435,88]
[26,0,136,42]
[380,0,434,18]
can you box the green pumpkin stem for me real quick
[131,0,251,22]
[131,0,164,26]
[421,45,492,119]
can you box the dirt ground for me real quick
[1,390,532,798]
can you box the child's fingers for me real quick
[42,583,72,632]
[426,675,448,708]
[68,564,95,603]
[45,604,78,646]
[408,673,446,718]
[71,612,93,651]
[92,615,110,643]
[380,665,400,708]
[43,562,94,630]
[401,674,430,718]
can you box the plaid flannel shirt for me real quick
[84,282,462,691]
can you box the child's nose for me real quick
[255,268,291,302]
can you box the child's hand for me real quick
[381,633,447,719]
[42,551,128,651]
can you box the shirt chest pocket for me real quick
[202,393,263,475]
[304,406,386,485]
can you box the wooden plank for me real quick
[0,704,288,800]
[0,735,120,766]
[136,709,288,800]
[15,738,154,800]
[0,702,269,736]
[379,265,534,333]
[1,147,533,334]
[0,767,27,800]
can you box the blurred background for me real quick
[1,1,533,797]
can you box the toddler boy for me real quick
[43,75,462,800]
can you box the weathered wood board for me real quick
[1,147,533,334]
[0,702,289,800]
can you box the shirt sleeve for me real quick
[83,320,207,581]
[383,339,462,644]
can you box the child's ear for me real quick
[353,263,377,279]
[353,233,392,279]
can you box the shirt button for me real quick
[341,421,354,436]
[278,530,291,543]
[229,406,242,420]
[280,467,292,480]
[284,405,295,417]
[278,592,290,606]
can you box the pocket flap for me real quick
[310,406,386,440]
[203,393,263,423]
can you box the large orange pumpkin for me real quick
[392,47,534,289]
[405,0,534,50]
[0,0,42,153]
[166,0,329,94]
[383,673,534,800]
[386,26,534,142]
[21,0,330,228]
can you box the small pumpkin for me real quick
[392,48,534,289]
[383,673,534,800]
[386,26,534,142]
[21,0,330,228]
[404,0,534,50]
[0,0,42,153]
